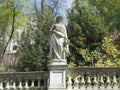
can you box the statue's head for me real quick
[56,16,63,23]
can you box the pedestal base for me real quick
[48,59,67,90]
[48,59,67,66]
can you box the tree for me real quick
[16,1,55,71]
[95,36,120,66]
[47,0,67,15]
[67,0,108,66]
[0,0,30,60]
[80,36,120,66]
[67,0,120,66]
[88,0,120,33]
[88,0,120,49]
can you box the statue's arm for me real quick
[49,24,55,32]
[53,30,65,37]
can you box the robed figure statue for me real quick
[49,16,69,60]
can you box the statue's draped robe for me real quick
[49,23,69,59]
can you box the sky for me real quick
[25,0,74,13]
[51,0,74,24]
[64,0,74,9]
[25,0,74,24]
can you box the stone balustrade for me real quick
[0,71,49,90]
[0,67,120,90]
[67,67,120,90]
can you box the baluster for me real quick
[0,81,3,90]
[47,78,49,87]
[99,74,105,89]
[113,74,118,89]
[6,79,10,89]
[80,73,85,89]
[18,80,22,89]
[25,79,29,89]
[37,79,41,89]
[93,74,98,89]
[44,78,47,88]
[86,73,92,89]
[74,74,79,90]
[12,80,16,89]
[67,73,72,90]
[106,74,112,89]
[31,79,35,88]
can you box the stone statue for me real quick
[49,16,69,60]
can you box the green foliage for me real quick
[67,62,76,67]
[16,30,44,71]
[67,0,108,66]
[0,66,7,72]
[17,4,55,71]
[88,0,120,32]
[79,36,120,66]
[0,0,30,32]
[67,0,120,66]
[95,36,120,66]
[0,0,30,60]
[88,0,120,52]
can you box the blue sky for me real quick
[25,0,73,13]
[25,0,74,24]
[49,0,74,24]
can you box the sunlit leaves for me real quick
[95,36,120,66]
[67,0,108,66]
[0,0,30,32]
[79,36,120,66]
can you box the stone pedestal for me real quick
[48,59,67,90]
